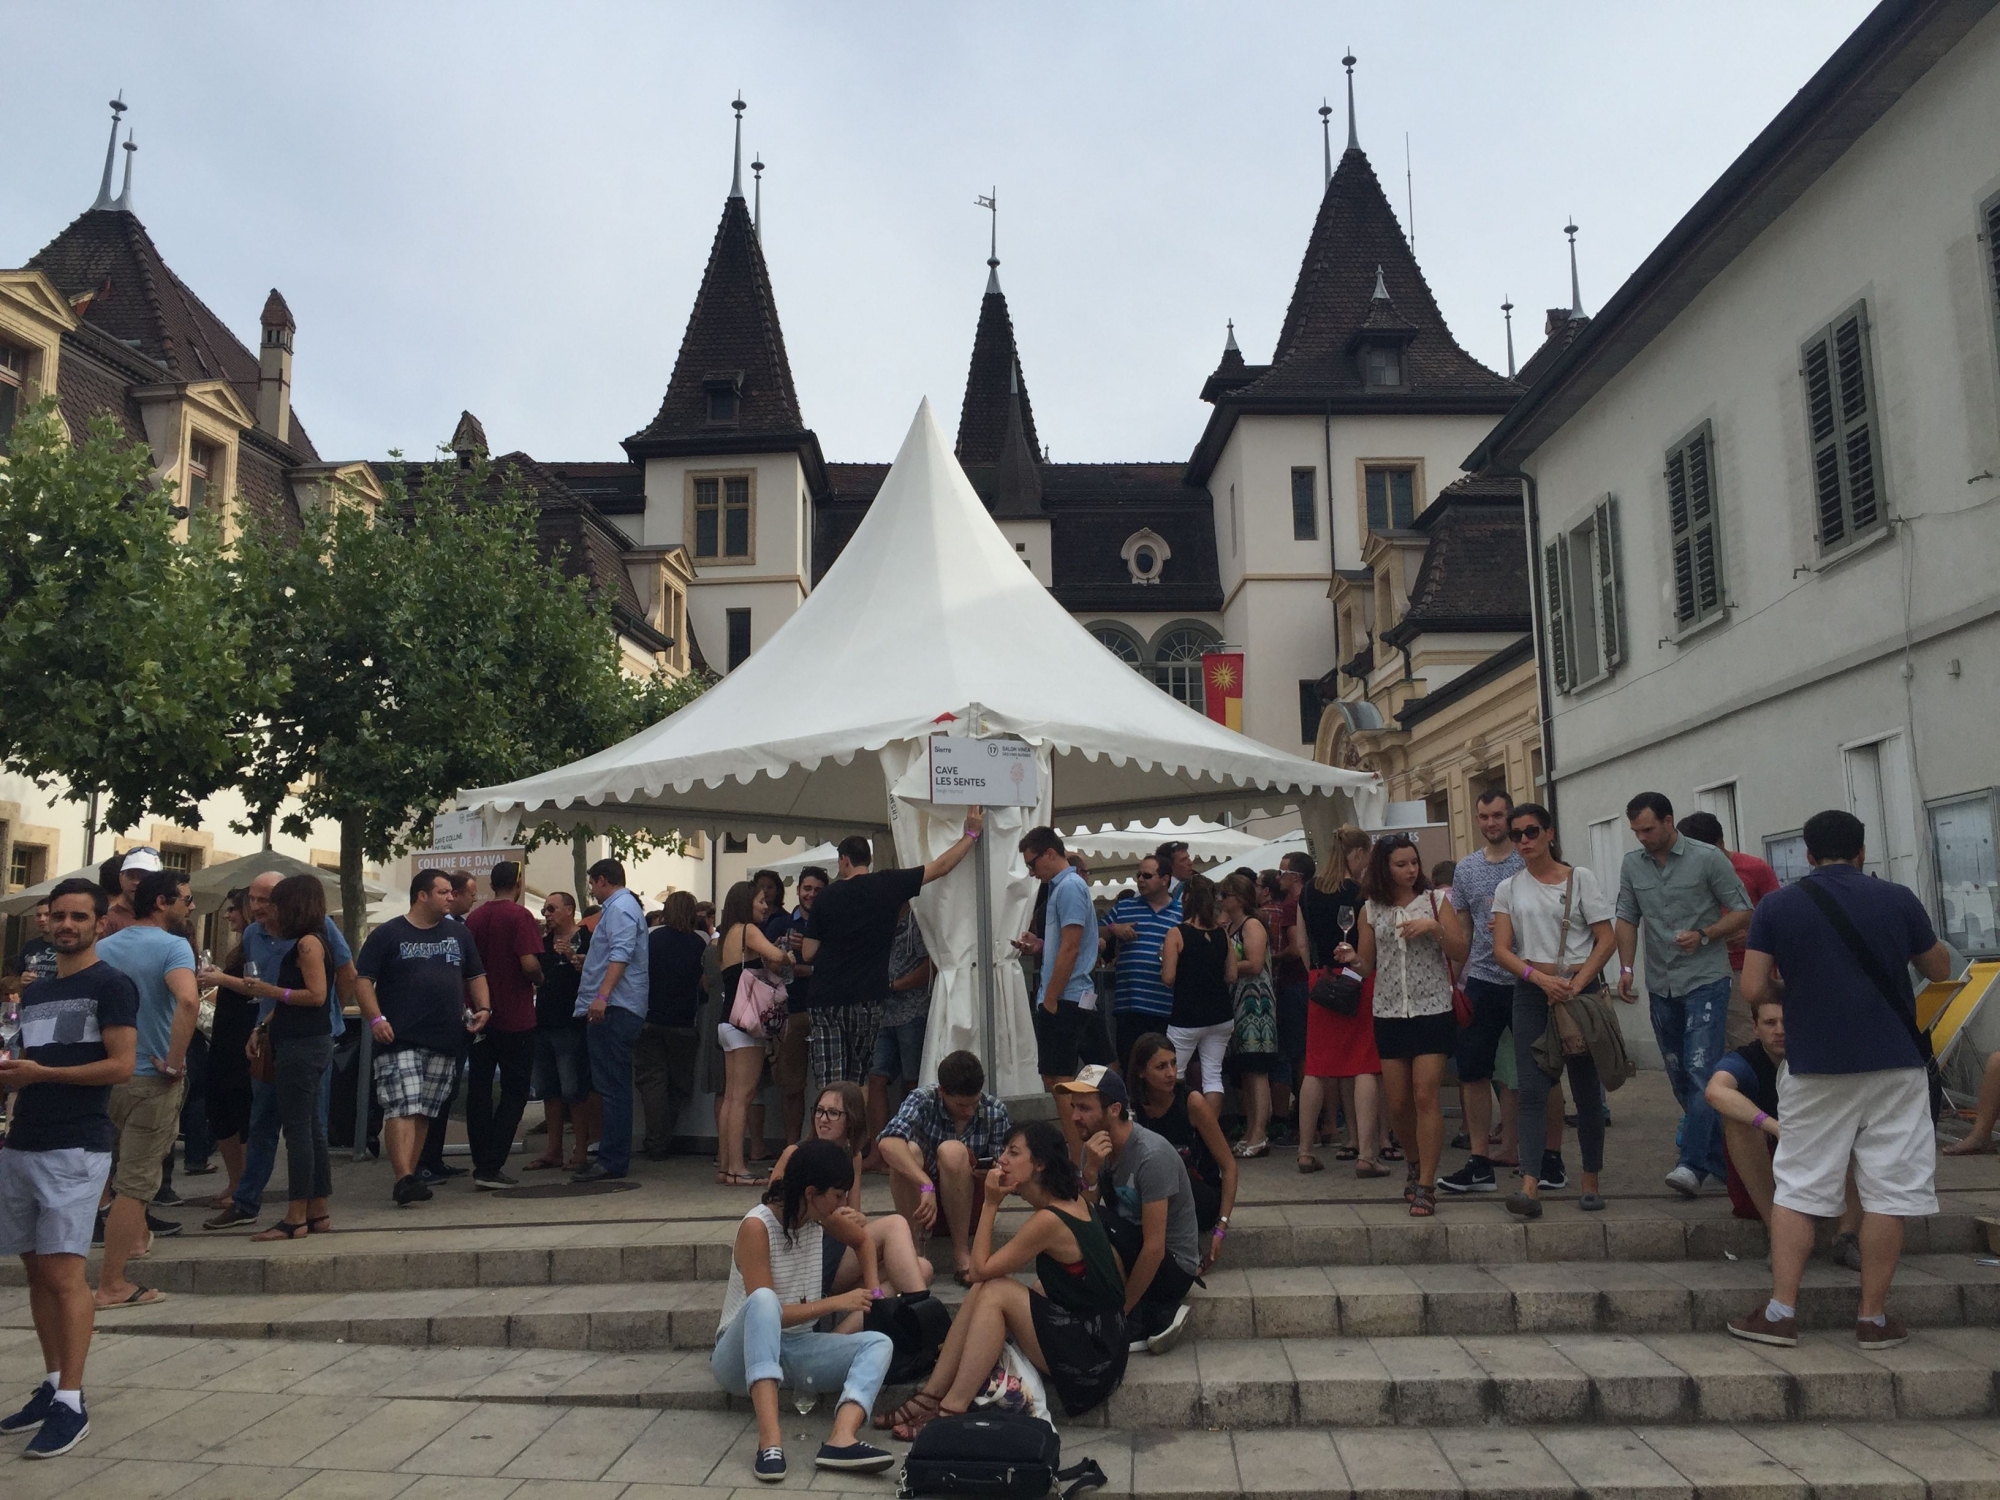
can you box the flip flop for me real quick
[522,1157,566,1172]
[1296,1155,1325,1174]
[99,1286,166,1309]
[1355,1161,1390,1179]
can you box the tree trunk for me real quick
[571,827,589,902]
[340,812,366,950]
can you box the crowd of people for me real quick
[0,791,1982,1468]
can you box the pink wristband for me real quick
[1521,964,1535,979]
[918,1183,935,1194]
[1752,1111,1771,1130]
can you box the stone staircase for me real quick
[9,1195,2000,1495]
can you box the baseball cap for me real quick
[1053,1063,1129,1109]
[121,847,165,873]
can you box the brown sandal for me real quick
[1296,1155,1325,1174]
[1355,1160,1390,1179]
[1409,1185,1437,1218]
[878,1389,941,1436]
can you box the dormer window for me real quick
[702,372,744,426]
[187,439,217,514]
[0,340,24,452]
[1364,345,1403,389]
[1120,528,1172,585]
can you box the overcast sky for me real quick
[6,1,1878,468]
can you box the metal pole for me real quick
[967,703,997,1068]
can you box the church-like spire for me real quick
[1343,51,1359,153]
[1565,219,1585,318]
[112,131,136,213]
[956,208,1039,465]
[90,94,128,211]
[1224,319,1240,353]
[989,357,1044,518]
[729,95,745,200]
[977,188,1000,294]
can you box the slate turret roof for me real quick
[955,283,1041,465]
[1379,472,1531,647]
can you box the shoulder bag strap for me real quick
[1795,876,1930,1061]
[1428,889,1458,988]
[1056,1458,1109,1500]
[1554,870,1577,978]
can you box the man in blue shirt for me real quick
[1102,857,1181,1076]
[573,858,649,1182]
[1727,809,1951,1353]
[1017,828,1101,1097]
[95,870,200,1308]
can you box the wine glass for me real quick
[0,1000,20,1060]
[1336,905,1356,935]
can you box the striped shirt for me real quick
[718,1203,824,1335]
[1108,893,1182,1017]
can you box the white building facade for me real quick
[1470,0,2000,958]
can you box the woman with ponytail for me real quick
[713,1138,896,1482]
[879,1119,1127,1440]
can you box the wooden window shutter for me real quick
[1801,302,1883,551]
[1593,495,1625,669]
[1543,534,1572,692]
[1986,192,2000,369]
[1665,426,1722,627]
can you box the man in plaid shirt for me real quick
[877,1049,1011,1283]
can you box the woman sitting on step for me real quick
[712,1139,897,1483]
[879,1119,1127,1440]
[767,1080,934,1300]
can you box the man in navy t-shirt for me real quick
[1727,810,1950,1353]
[0,879,138,1457]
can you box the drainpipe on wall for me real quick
[1324,403,1340,671]
[1485,465,1557,829]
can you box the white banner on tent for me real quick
[929,734,1039,806]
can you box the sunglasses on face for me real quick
[1509,826,1548,841]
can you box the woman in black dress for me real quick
[249,874,336,1240]
[196,889,255,1211]
[1127,1032,1237,1269]
[1159,874,1237,1105]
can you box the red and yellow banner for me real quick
[1202,652,1244,731]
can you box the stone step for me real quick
[47,1322,2000,1432]
[26,1255,1995,1354]
[12,1200,1986,1295]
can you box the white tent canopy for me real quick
[462,402,1379,1094]
[190,851,385,915]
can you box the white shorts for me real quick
[1772,1066,1936,1219]
[1169,1021,1233,1094]
[718,1021,762,1052]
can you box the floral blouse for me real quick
[1365,895,1455,1020]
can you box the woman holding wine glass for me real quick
[195,889,255,1212]
[1298,828,1387,1176]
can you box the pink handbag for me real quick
[728,966,788,1040]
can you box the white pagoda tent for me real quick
[461,403,1378,1095]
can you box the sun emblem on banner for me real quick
[1207,660,1238,692]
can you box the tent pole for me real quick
[967,702,997,1068]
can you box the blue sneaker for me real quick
[23,1397,88,1457]
[753,1445,787,1482]
[0,1382,53,1433]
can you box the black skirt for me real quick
[1028,1290,1128,1418]
[1372,1009,1458,1061]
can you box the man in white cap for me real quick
[99,848,163,938]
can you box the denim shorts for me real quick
[871,1017,927,1084]
[533,1024,593,1106]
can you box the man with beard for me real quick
[93,870,202,1308]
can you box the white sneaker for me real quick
[1664,1166,1702,1199]
[1145,1303,1192,1356]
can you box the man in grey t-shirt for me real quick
[1061,1065,1199,1356]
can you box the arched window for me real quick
[1090,624,1145,669]
[1153,626,1218,709]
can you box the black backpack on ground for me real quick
[899,1413,1105,1500]
[864,1291,954,1385]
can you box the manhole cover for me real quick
[499,1180,642,1200]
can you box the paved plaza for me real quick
[2,1083,1999,1496]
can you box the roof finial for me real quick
[1318,99,1333,187]
[1343,50,1359,153]
[90,93,127,211]
[112,130,136,213]
[1224,318,1240,353]
[976,188,999,294]
[1502,296,1516,378]
[751,150,764,241]
[729,95,745,200]
[1565,219,1584,319]
[1372,264,1389,302]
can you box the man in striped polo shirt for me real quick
[1103,856,1183,1075]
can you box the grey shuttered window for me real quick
[1543,497,1626,694]
[1664,423,1724,628]
[1985,191,2000,394]
[1801,302,1883,552]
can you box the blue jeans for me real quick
[1650,977,1731,1181]
[236,1063,332,1215]
[711,1286,893,1411]
[587,1006,645,1176]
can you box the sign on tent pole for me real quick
[929,733,1038,806]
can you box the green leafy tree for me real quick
[234,454,704,941]
[0,401,278,837]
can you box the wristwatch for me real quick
[1699,930,1712,946]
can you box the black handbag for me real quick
[1796,876,1945,1120]
[899,1413,1105,1500]
[865,1290,953,1385]
[1308,966,1362,1017]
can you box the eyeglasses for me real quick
[1509,826,1548,841]
[812,1105,846,1120]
